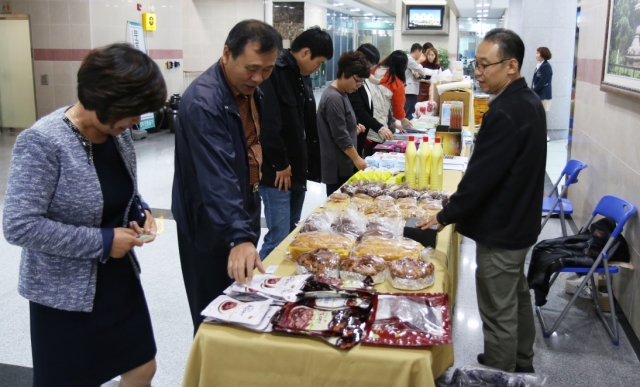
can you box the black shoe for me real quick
[477,353,535,373]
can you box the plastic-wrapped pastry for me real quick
[340,184,357,197]
[296,248,341,277]
[340,255,387,284]
[388,257,435,290]
[366,185,383,198]
[418,198,443,211]
[353,193,374,202]
[379,205,402,219]
[375,195,395,204]
[401,206,426,221]
[299,212,334,233]
[331,209,367,238]
[396,197,417,205]
[328,192,350,203]
[354,237,423,261]
[287,232,355,261]
[366,216,405,236]
[398,203,418,210]
[358,229,395,241]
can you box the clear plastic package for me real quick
[331,207,367,238]
[339,255,388,284]
[287,232,356,261]
[363,293,452,347]
[296,248,341,278]
[299,211,335,234]
[388,257,435,290]
[354,236,423,261]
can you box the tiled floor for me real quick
[0,125,638,386]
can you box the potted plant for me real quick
[438,47,450,70]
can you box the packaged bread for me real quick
[296,248,341,278]
[331,207,367,238]
[396,197,417,206]
[299,212,335,234]
[328,192,350,203]
[366,216,405,236]
[340,183,357,197]
[401,207,426,221]
[339,255,387,284]
[353,237,423,261]
[388,257,435,290]
[287,232,355,261]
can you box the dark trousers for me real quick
[476,243,536,372]
[325,175,351,196]
[178,190,261,335]
[405,94,418,118]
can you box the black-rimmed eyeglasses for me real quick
[352,76,365,86]
[470,58,512,72]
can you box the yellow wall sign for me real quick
[142,12,156,31]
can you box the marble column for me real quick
[507,0,577,131]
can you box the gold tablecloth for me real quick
[182,171,463,387]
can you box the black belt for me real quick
[250,182,259,193]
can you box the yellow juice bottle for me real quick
[430,137,444,191]
[418,136,431,189]
[405,136,417,188]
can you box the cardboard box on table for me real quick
[439,89,474,127]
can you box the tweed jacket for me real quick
[3,107,145,312]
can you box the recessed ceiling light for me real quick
[483,2,490,6]
[350,8,360,12]
[467,17,472,20]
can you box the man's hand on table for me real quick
[415,214,445,232]
[228,242,265,284]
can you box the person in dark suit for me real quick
[532,46,552,111]
[258,27,333,260]
[419,28,547,374]
[172,20,282,334]
[348,44,393,156]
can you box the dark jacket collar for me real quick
[277,49,302,75]
[489,77,528,106]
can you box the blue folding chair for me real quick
[536,195,636,345]
[541,159,588,236]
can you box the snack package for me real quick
[201,295,273,327]
[354,236,423,261]
[299,211,335,234]
[363,293,452,347]
[204,304,280,333]
[339,255,388,284]
[298,291,374,311]
[388,257,435,290]
[340,183,358,197]
[287,232,356,261]
[271,302,370,350]
[303,275,376,293]
[296,248,341,278]
[223,274,311,303]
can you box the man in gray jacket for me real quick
[405,43,429,118]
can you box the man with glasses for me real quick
[258,27,333,260]
[418,28,546,373]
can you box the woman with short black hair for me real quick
[3,43,167,387]
[317,50,370,195]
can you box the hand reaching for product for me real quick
[227,242,265,285]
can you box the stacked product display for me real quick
[200,178,455,351]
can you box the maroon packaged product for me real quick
[298,291,374,311]
[303,275,376,293]
[272,301,370,350]
[363,293,452,347]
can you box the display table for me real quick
[182,171,463,387]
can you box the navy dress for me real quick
[29,130,156,387]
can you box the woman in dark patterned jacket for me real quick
[3,43,166,387]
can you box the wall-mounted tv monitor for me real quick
[406,5,445,30]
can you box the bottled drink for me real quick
[405,136,417,188]
[418,136,431,189]
[430,137,444,190]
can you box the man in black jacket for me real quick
[419,28,547,373]
[258,28,333,259]
[348,44,393,156]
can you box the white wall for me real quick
[304,3,327,30]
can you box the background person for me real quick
[347,44,393,156]
[418,28,547,374]
[258,27,333,260]
[418,47,441,103]
[3,43,166,387]
[172,20,282,333]
[532,46,553,141]
[317,51,370,195]
[418,42,434,65]
[405,43,430,118]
